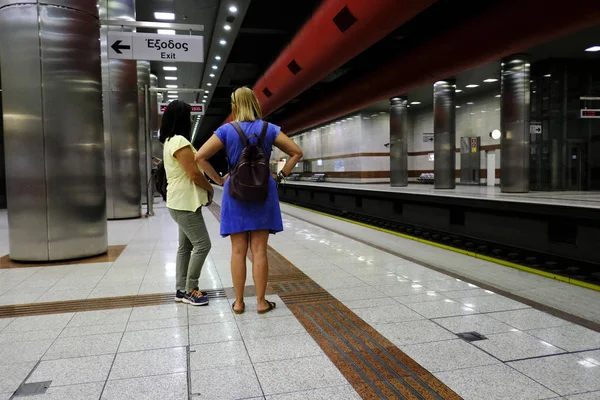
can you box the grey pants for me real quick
[168,207,212,293]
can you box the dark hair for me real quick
[159,100,192,143]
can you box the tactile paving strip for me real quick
[0,245,126,269]
[207,203,462,399]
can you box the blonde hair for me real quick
[231,87,263,122]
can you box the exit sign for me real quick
[581,109,600,118]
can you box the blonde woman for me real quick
[196,87,302,314]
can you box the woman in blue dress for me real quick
[196,87,303,314]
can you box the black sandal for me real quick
[232,301,245,314]
[257,300,276,314]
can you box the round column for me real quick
[389,97,409,187]
[433,79,456,189]
[0,1,107,261]
[137,61,150,205]
[501,54,531,193]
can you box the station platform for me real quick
[0,189,599,399]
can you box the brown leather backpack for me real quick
[228,121,270,202]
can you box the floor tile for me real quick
[0,339,54,364]
[119,326,188,352]
[27,354,114,386]
[352,304,424,325]
[0,362,36,393]
[565,392,600,399]
[456,295,530,313]
[315,276,370,290]
[245,332,323,363]
[110,347,187,380]
[254,355,347,395]
[474,331,566,361]
[0,329,62,344]
[0,318,13,332]
[60,322,127,338]
[400,339,500,372]
[44,332,122,360]
[509,354,600,396]
[186,299,232,317]
[265,385,361,400]
[527,324,600,352]
[37,288,93,303]
[443,288,497,299]
[88,285,140,299]
[3,314,74,333]
[405,299,476,319]
[421,279,478,292]
[237,316,306,338]
[129,304,187,322]
[340,296,398,310]
[189,340,250,370]
[126,317,188,332]
[374,319,456,346]
[190,364,262,399]
[188,322,241,345]
[102,373,187,400]
[489,309,570,331]
[68,309,132,328]
[358,273,409,286]
[433,314,516,335]
[328,285,387,301]
[434,363,559,400]
[392,291,449,304]
[377,282,427,297]
[31,382,104,400]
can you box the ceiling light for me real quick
[157,29,176,35]
[154,12,175,20]
[456,105,461,108]
[466,84,479,88]
[467,102,474,105]
[544,74,551,78]
[168,95,178,99]
[410,101,421,105]
[391,97,400,101]
[495,94,501,98]
[207,83,212,86]
[202,100,206,103]
[215,56,222,60]
[168,91,177,94]
[164,76,177,80]
[483,78,498,83]
[455,89,463,93]
[163,66,177,71]
[203,95,208,98]
[212,65,218,70]
[229,5,238,13]
[491,129,501,140]
[209,73,215,78]
[166,85,178,88]
[204,90,209,93]
[585,46,600,52]
[219,39,227,45]
[224,24,231,31]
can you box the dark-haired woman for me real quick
[160,100,213,306]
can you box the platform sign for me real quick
[159,102,204,115]
[471,138,478,153]
[107,32,203,63]
[581,109,600,118]
[530,123,542,134]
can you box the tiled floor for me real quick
[0,192,599,399]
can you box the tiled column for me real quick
[433,80,456,189]
[389,97,409,187]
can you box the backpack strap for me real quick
[230,122,248,146]
[258,121,268,146]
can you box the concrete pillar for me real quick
[0,1,107,261]
[100,0,141,219]
[389,97,409,187]
[501,54,530,193]
[433,79,456,189]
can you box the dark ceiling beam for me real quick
[278,0,600,135]
[239,28,288,35]
[223,0,438,124]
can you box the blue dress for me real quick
[215,120,284,237]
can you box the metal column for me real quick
[137,61,150,205]
[0,1,107,261]
[389,97,408,187]
[433,80,456,189]
[100,0,141,219]
[501,54,530,193]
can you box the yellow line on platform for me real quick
[283,202,600,293]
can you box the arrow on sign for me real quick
[111,40,131,54]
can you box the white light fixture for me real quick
[410,101,421,105]
[495,94,501,98]
[212,65,218,70]
[215,55,222,60]
[157,29,176,35]
[168,95,178,99]
[203,95,208,98]
[391,97,400,101]
[154,12,175,20]
[164,76,177,80]
[209,73,215,78]
[585,46,600,52]
[229,5,238,13]
[166,85,178,88]
[224,24,231,31]
[466,102,474,105]
[219,39,227,45]
[204,90,209,93]
[455,89,463,93]
[466,84,479,88]
[491,129,501,140]
[202,99,206,103]
[456,105,461,108]
[544,74,551,78]
[163,66,177,71]
[207,83,212,86]
[483,78,498,83]
[168,91,177,94]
